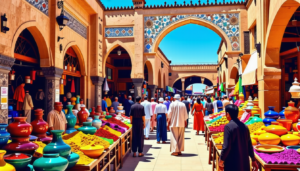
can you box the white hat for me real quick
[174,94,181,99]
[159,98,164,102]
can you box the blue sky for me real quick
[101,0,230,92]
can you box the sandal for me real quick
[138,154,144,157]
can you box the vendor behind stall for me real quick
[47,102,67,133]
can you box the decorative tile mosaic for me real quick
[26,0,49,16]
[105,27,134,37]
[65,11,87,39]
[144,14,240,52]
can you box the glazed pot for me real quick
[281,133,300,146]
[0,150,15,171]
[77,106,88,126]
[4,137,38,155]
[87,117,93,122]
[65,104,77,134]
[90,107,96,119]
[8,117,32,137]
[279,107,286,119]
[76,95,80,104]
[67,152,79,169]
[264,125,288,136]
[80,145,104,158]
[70,97,76,106]
[92,115,102,129]
[264,106,279,119]
[96,105,103,115]
[109,107,115,114]
[0,124,10,148]
[258,133,281,145]
[4,153,32,170]
[33,153,68,171]
[43,130,71,158]
[31,109,52,144]
[77,122,97,135]
[117,106,124,110]
[285,101,300,123]
[277,119,293,131]
[251,106,261,118]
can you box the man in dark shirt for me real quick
[182,96,190,128]
[130,96,146,157]
[216,97,223,113]
[219,104,258,171]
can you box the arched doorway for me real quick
[230,66,239,84]
[173,76,213,95]
[9,28,47,122]
[105,46,133,97]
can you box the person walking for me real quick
[105,95,112,108]
[219,104,258,171]
[217,97,224,112]
[150,97,158,132]
[124,95,134,117]
[154,98,168,144]
[168,94,188,156]
[222,95,230,110]
[205,98,214,115]
[141,96,152,140]
[182,96,190,128]
[213,97,218,114]
[112,97,119,111]
[129,96,146,157]
[163,97,171,131]
[191,98,204,135]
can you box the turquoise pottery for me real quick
[279,107,286,119]
[43,130,71,158]
[92,115,102,129]
[0,124,10,148]
[65,104,77,134]
[4,153,32,171]
[67,152,79,169]
[251,114,263,124]
[286,146,300,150]
[77,122,97,135]
[263,106,278,126]
[76,96,80,104]
[33,153,68,171]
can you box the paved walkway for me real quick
[120,114,212,171]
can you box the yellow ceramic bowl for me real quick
[281,134,300,146]
[251,139,257,145]
[80,145,104,158]
[254,129,266,135]
[264,125,288,136]
[251,134,259,142]
[258,133,281,145]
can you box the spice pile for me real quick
[33,141,47,155]
[208,116,229,132]
[255,149,300,164]
[4,153,30,159]
[248,122,265,134]
[106,118,129,129]
[102,125,122,137]
[95,128,119,141]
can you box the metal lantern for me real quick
[117,48,121,56]
[289,78,300,99]
[56,0,69,31]
[1,14,9,33]
[201,77,205,84]
[10,70,15,81]
[25,76,31,84]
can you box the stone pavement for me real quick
[120,115,212,171]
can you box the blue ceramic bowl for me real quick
[286,146,300,150]
[67,152,80,169]
[4,153,32,170]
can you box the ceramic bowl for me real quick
[286,146,300,150]
[254,145,285,153]
[117,106,123,110]
[258,133,281,145]
[264,125,288,136]
[80,145,104,158]
[277,119,293,131]
[4,153,32,170]
[281,134,300,146]
[251,134,259,142]
[67,152,80,169]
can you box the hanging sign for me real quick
[1,87,8,96]
[55,89,60,102]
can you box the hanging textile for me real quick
[238,77,243,94]
[71,79,75,93]
[103,78,110,93]
[30,70,36,81]
[220,83,225,92]
[60,84,64,95]
[13,84,25,110]
[234,80,239,95]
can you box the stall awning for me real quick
[242,51,258,86]
[205,89,214,95]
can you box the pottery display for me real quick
[258,133,281,145]
[90,107,96,119]
[70,97,77,106]
[77,106,89,125]
[95,105,103,115]
[279,107,286,119]
[67,152,79,169]
[264,125,288,136]
[92,115,102,129]
[65,104,77,134]
[7,117,32,137]
[285,101,300,123]
[30,109,52,144]
[76,95,80,104]
[33,153,68,171]
[4,153,32,170]
[277,119,293,131]
[251,134,259,141]
[87,117,93,122]
[4,137,38,155]
[0,150,16,171]
[43,130,71,158]
[253,97,259,107]
[77,122,97,135]
[281,133,300,146]
[0,124,10,148]
[251,106,261,118]
[109,107,115,114]
[80,145,104,158]
[263,107,278,126]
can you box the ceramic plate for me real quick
[286,146,300,150]
[254,145,285,153]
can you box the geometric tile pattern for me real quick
[25,0,49,16]
[144,13,240,52]
[105,27,134,37]
[65,11,87,39]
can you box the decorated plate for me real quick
[254,145,285,153]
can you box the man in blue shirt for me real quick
[102,97,108,113]
[217,97,223,112]
[163,97,170,111]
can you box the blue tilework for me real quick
[144,14,240,52]
[105,27,134,37]
[26,0,49,16]
[65,11,87,39]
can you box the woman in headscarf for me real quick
[191,98,204,135]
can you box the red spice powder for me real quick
[5,153,29,160]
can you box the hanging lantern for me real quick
[201,77,205,84]
[25,76,31,84]
[60,79,64,95]
[289,78,300,99]
[10,70,15,81]
[117,48,121,56]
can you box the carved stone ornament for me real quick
[41,67,63,78]
[90,76,105,85]
[0,54,15,71]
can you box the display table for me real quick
[120,127,132,168]
[211,139,221,171]
[255,153,300,171]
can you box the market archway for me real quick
[172,76,213,92]
[104,46,133,96]
[230,65,239,84]
[144,60,154,85]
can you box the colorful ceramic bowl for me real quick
[277,119,293,131]
[281,134,300,146]
[254,129,266,135]
[251,134,259,142]
[80,145,104,158]
[258,133,281,145]
[254,145,285,153]
[4,153,32,170]
[264,125,288,136]
[286,146,300,150]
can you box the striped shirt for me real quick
[47,110,67,131]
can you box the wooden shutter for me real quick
[244,31,250,54]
